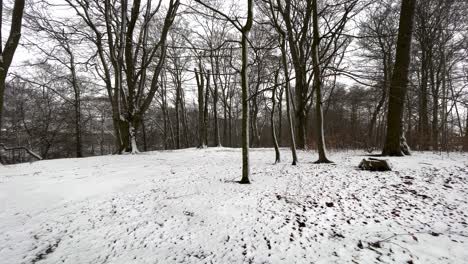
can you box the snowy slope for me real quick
[0,148,467,264]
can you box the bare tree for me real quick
[274,0,312,149]
[65,0,179,153]
[464,110,468,151]
[0,0,25,136]
[263,0,298,164]
[25,6,87,157]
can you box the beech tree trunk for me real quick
[175,94,180,149]
[204,71,210,146]
[239,0,253,184]
[195,67,206,148]
[463,111,468,152]
[281,38,298,165]
[211,58,221,147]
[311,0,332,163]
[277,86,283,146]
[67,50,83,158]
[181,89,189,148]
[271,71,281,164]
[382,0,416,156]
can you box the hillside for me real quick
[1,148,467,263]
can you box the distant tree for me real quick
[166,23,192,149]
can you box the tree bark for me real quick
[277,86,283,146]
[204,71,210,146]
[281,38,298,165]
[463,110,468,152]
[239,0,253,184]
[311,0,332,163]
[181,89,190,148]
[382,0,416,156]
[141,116,147,151]
[195,67,206,148]
[67,49,83,158]
[211,57,221,147]
[271,71,281,164]
[175,78,181,149]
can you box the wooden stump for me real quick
[359,158,392,171]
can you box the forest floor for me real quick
[0,148,467,264]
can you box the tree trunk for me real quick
[239,0,253,184]
[211,59,221,147]
[204,71,210,146]
[100,114,105,155]
[382,0,416,156]
[161,79,169,150]
[141,116,147,151]
[277,86,283,146]
[181,89,189,148]
[0,74,5,140]
[249,100,260,147]
[129,121,139,154]
[311,0,332,163]
[195,67,206,148]
[441,54,448,151]
[271,71,281,164]
[168,111,176,149]
[229,98,233,147]
[295,79,307,149]
[430,57,442,151]
[175,81,181,149]
[223,102,228,146]
[406,94,413,146]
[418,49,430,150]
[122,120,131,152]
[68,50,83,158]
[73,90,83,157]
[463,110,468,152]
[281,38,298,165]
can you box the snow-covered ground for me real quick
[0,148,467,264]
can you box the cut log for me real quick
[358,158,391,171]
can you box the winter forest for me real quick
[1,0,468,263]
